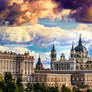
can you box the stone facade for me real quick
[51,35,92,71]
[31,71,71,89]
[33,70,92,88]
[0,51,34,81]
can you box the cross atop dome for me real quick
[71,41,74,51]
[78,34,82,46]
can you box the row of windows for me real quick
[31,77,70,83]
[55,64,70,70]
[72,77,84,81]
[48,83,71,87]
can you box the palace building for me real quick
[0,51,34,82]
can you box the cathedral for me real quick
[51,35,92,71]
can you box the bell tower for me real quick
[71,42,75,58]
[51,43,57,70]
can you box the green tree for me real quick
[87,89,92,92]
[16,77,25,92]
[4,72,13,84]
[61,85,71,92]
[0,74,4,82]
[0,88,3,92]
[5,82,18,92]
[26,83,34,92]
[47,87,59,92]
[1,72,18,92]
[34,83,47,92]
[72,87,81,92]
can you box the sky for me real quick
[0,0,92,68]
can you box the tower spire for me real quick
[38,54,41,62]
[71,41,74,51]
[52,42,55,52]
[79,34,82,46]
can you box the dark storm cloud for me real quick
[71,3,92,23]
[54,0,92,9]
[54,0,92,23]
[0,0,92,26]
[0,0,9,11]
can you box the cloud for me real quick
[0,45,50,68]
[0,24,92,48]
[1,0,92,25]
[75,24,90,31]
[54,0,92,9]
[0,46,9,52]
[71,4,92,23]
[0,24,72,44]
[0,24,92,63]
[54,0,92,23]
[0,0,59,26]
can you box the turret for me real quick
[51,43,57,70]
[36,55,44,70]
[60,53,65,61]
[71,42,75,58]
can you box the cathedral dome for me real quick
[74,35,87,53]
[36,55,44,70]
[75,45,87,52]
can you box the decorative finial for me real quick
[71,41,74,51]
[38,54,41,60]
[80,34,81,40]
[39,54,40,58]
[79,34,82,46]
[52,42,55,51]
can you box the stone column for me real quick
[16,62,17,73]
[27,62,28,74]
[2,61,3,72]
[20,61,24,74]
[27,62,29,74]
[30,62,31,74]
[31,62,34,73]
[14,61,16,73]
[25,62,26,74]
[28,62,30,74]
[23,62,25,74]
[5,60,9,71]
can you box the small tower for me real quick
[71,42,75,58]
[36,55,44,70]
[51,43,57,70]
[60,53,65,61]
